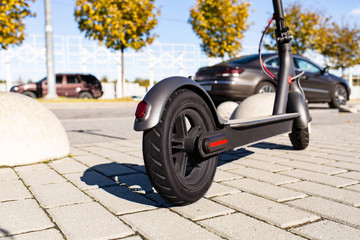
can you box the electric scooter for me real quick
[134,0,311,205]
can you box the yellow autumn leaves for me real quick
[189,0,250,59]
[0,0,35,49]
[74,0,160,52]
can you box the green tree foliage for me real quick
[0,0,35,49]
[74,0,160,96]
[264,2,325,55]
[316,23,360,73]
[189,0,250,59]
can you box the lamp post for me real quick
[45,0,58,99]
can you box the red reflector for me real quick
[210,139,228,148]
[135,101,147,119]
[288,76,292,84]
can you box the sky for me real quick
[24,0,360,47]
[3,0,360,83]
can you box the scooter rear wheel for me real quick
[143,88,218,205]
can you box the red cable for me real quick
[259,15,275,80]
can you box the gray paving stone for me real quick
[48,202,133,240]
[325,161,360,172]
[0,199,54,237]
[213,169,243,182]
[199,213,304,240]
[69,146,90,156]
[49,158,88,174]
[14,163,48,172]
[0,168,18,182]
[120,236,143,240]
[93,162,137,177]
[204,182,240,198]
[319,154,360,164]
[288,196,360,228]
[85,185,157,215]
[234,158,293,172]
[279,169,358,187]
[72,154,112,167]
[0,180,32,202]
[284,181,360,207]
[223,178,307,202]
[113,173,153,194]
[16,168,66,186]
[64,170,117,190]
[229,167,299,185]
[0,228,64,240]
[109,152,144,166]
[345,184,360,192]
[336,171,360,180]
[292,220,360,240]
[171,198,235,221]
[275,153,335,164]
[278,160,346,175]
[245,153,290,163]
[214,192,320,228]
[217,162,244,171]
[316,148,360,158]
[120,209,222,240]
[29,182,92,208]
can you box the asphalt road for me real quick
[45,101,360,146]
[45,102,142,145]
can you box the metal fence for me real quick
[0,34,258,91]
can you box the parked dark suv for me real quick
[10,74,103,99]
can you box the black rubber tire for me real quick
[78,92,93,99]
[143,88,218,205]
[329,84,347,108]
[289,125,309,150]
[22,91,37,98]
[255,81,276,94]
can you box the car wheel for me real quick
[22,91,37,98]
[78,92,93,99]
[329,84,347,108]
[255,81,276,94]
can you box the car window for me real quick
[56,76,63,84]
[265,57,279,68]
[81,75,97,83]
[226,55,259,65]
[294,58,321,73]
[67,76,80,84]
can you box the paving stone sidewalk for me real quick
[1,109,360,239]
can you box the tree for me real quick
[264,2,326,55]
[0,0,35,49]
[74,0,160,97]
[189,0,250,60]
[316,23,360,75]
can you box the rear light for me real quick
[135,101,147,119]
[215,67,244,77]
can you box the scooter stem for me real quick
[272,0,295,115]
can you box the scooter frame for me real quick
[134,0,311,205]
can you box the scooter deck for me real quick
[225,113,300,128]
[199,113,300,158]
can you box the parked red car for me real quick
[10,74,103,99]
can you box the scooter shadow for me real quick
[81,162,173,208]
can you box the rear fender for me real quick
[134,76,224,131]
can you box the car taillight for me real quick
[135,101,147,119]
[215,67,244,77]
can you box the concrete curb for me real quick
[0,92,69,166]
